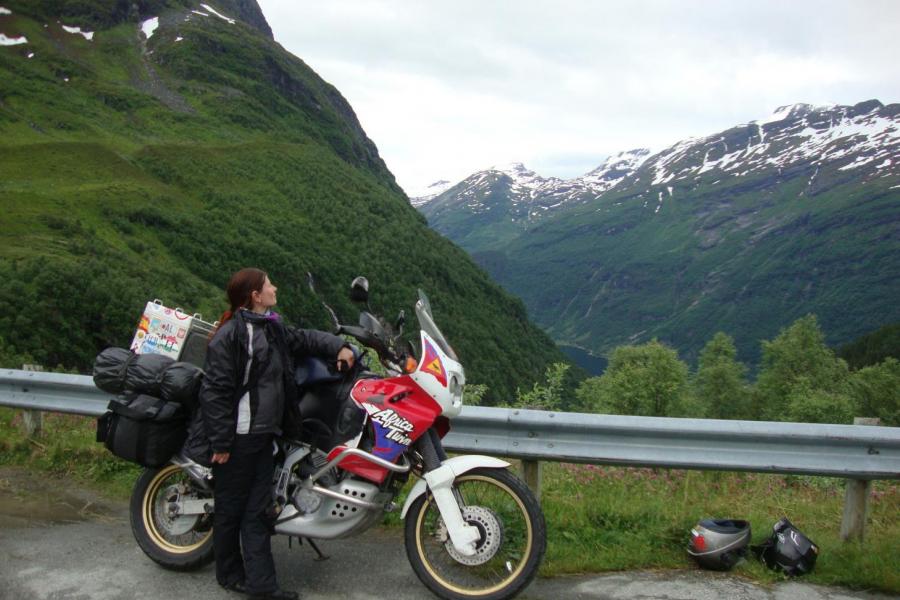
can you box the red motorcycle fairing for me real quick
[327,376,442,484]
[433,415,451,439]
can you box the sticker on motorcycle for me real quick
[421,339,447,387]
[372,408,414,445]
[362,404,415,453]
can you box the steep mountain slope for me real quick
[0,0,566,402]
[417,101,900,366]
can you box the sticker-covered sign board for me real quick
[130,300,194,360]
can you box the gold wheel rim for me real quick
[142,464,212,554]
[415,474,534,597]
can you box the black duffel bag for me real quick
[93,348,174,396]
[93,347,202,411]
[96,392,188,468]
[159,362,203,412]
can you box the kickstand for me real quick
[302,537,330,561]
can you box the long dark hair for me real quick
[217,267,268,328]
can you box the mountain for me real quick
[416,150,650,252]
[408,179,453,207]
[0,0,568,402]
[415,101,900,367]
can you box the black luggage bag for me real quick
[96,392,188,468]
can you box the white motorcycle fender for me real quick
[401,455,511,557]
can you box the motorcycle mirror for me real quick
[307,271,341,332]
[395,309,406,330]
[350,276,369,304]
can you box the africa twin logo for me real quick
[364,405,415,446]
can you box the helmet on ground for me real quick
[754,517,818,576]
[687,518,751,570]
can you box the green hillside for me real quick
[838,321,900,370]
[0,0,566,402]
[494,167,899,367]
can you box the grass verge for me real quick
[540,462,898,591]
[1,407,897,591]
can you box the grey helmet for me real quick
[687,519,751,570]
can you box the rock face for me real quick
[215,0,274,38]
[415,101,900,365]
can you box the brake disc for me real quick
[439,506,504,566]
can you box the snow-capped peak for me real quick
[582,148,650,193]
[649,100,898,187]
[489,162,551,190]
[753,102,839,126]
[408,179,454,206]
[413,151,651,216]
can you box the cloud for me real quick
[258,0,900,195]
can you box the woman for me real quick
[200,267,354,600]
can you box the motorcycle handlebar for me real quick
[337,324,401,363]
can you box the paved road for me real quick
[0,467,895,600]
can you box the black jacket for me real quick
[200,309,345,453]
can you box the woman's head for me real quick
[223,268,277,319]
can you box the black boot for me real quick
[248,590,299,600]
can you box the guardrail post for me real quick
[840,417,880,542]
[21,364,44,438]
[521,460,542,502]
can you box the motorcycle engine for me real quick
[299,451,337,487]
[292,487,323,514]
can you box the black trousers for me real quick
[212,433,278,594]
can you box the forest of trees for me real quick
[509,315,898,426]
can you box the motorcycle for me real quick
[129,277,546,600]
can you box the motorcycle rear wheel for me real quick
[404,467,546,600]
[129,464,215,571]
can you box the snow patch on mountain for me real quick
[141,17,159,38]
[62,24,94,40]
[0,33,26,45]
[200,3,236,24]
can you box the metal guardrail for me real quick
[1,370,108,416]
[444,406,899,480]
[2,367,897,541]
[2,368,898,480]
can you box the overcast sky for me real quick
[256,0,900,197]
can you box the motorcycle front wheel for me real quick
[404,467,546,600]
[129,464,215,571]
